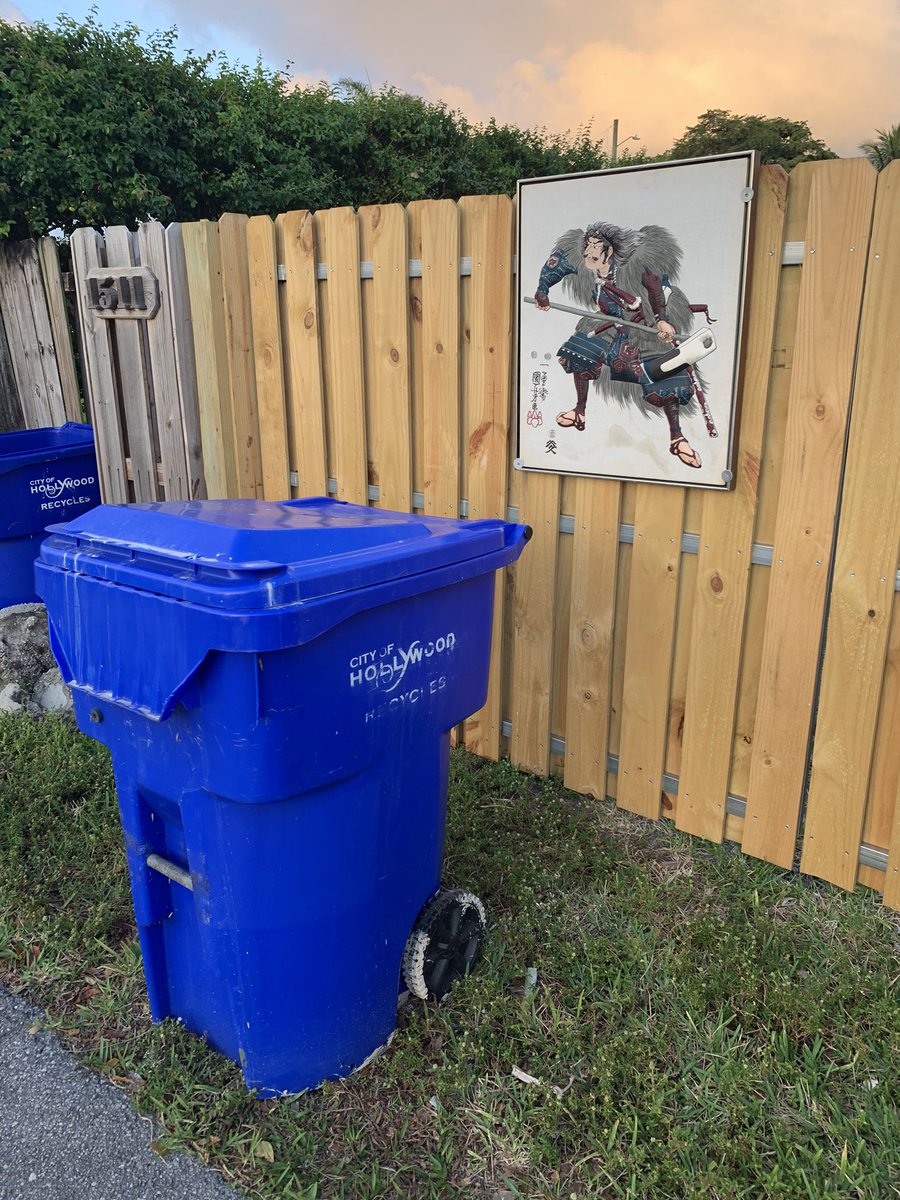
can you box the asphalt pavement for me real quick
[0,983,243,1200]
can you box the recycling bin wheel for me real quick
[402,889,487,1000]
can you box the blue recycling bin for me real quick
[36,497,530,1096]
[0,422,101,609]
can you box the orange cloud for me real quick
[409,0,899,157]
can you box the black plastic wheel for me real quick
[402,889,487,1000]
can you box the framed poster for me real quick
[516,152,758,489]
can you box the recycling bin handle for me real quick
[147,853,193,891]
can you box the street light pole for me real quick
[610,119,640,165]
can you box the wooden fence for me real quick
[0,237,81,432]
[53,158,900,908]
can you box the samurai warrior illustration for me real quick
[532,221,717,469]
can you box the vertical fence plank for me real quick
[165,224,205,500]
[69,229,128,503]
[743,159,878,867]
[800,161,900,889]
[460,195,515,759]
[182,220,236,499]
[317,207,368,505]
[413,200,460,519]
[616,485,686,818]
[564,478,621,798]
[0,307,24,432]
[246,216,290,501]
[136,222,190,500]
[509,471,561,774]
[38,238,82,423]
[677,166,789,840]
[219,213,263,498]
[274,211,327,499]
[104,226,158,502]
[0,239,67,427]
[359,204,412,512]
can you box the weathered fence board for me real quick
[70,228,128,503]
[0,307,24,432]
[37,238,81,423]
[137,222,191,500]
[0,239,68,428]
[104,226,157,502]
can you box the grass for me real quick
[0,711,898,1199]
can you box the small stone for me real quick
[0,682,23,714]
[33,668,72,714]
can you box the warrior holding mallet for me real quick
[530,221,717,469]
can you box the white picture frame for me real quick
[516,152,758,489]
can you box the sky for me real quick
[5,0,899,158]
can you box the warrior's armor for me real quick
[533,223,715,467]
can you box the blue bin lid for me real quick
[0,422,96,475]
[39,497,519,611]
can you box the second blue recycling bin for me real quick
[0,422,101,609]
[36,497,529,1096]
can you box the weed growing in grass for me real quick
[0,712,898,1199]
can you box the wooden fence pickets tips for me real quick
[46,165,900,908]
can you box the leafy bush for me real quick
[0,15,613,238]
